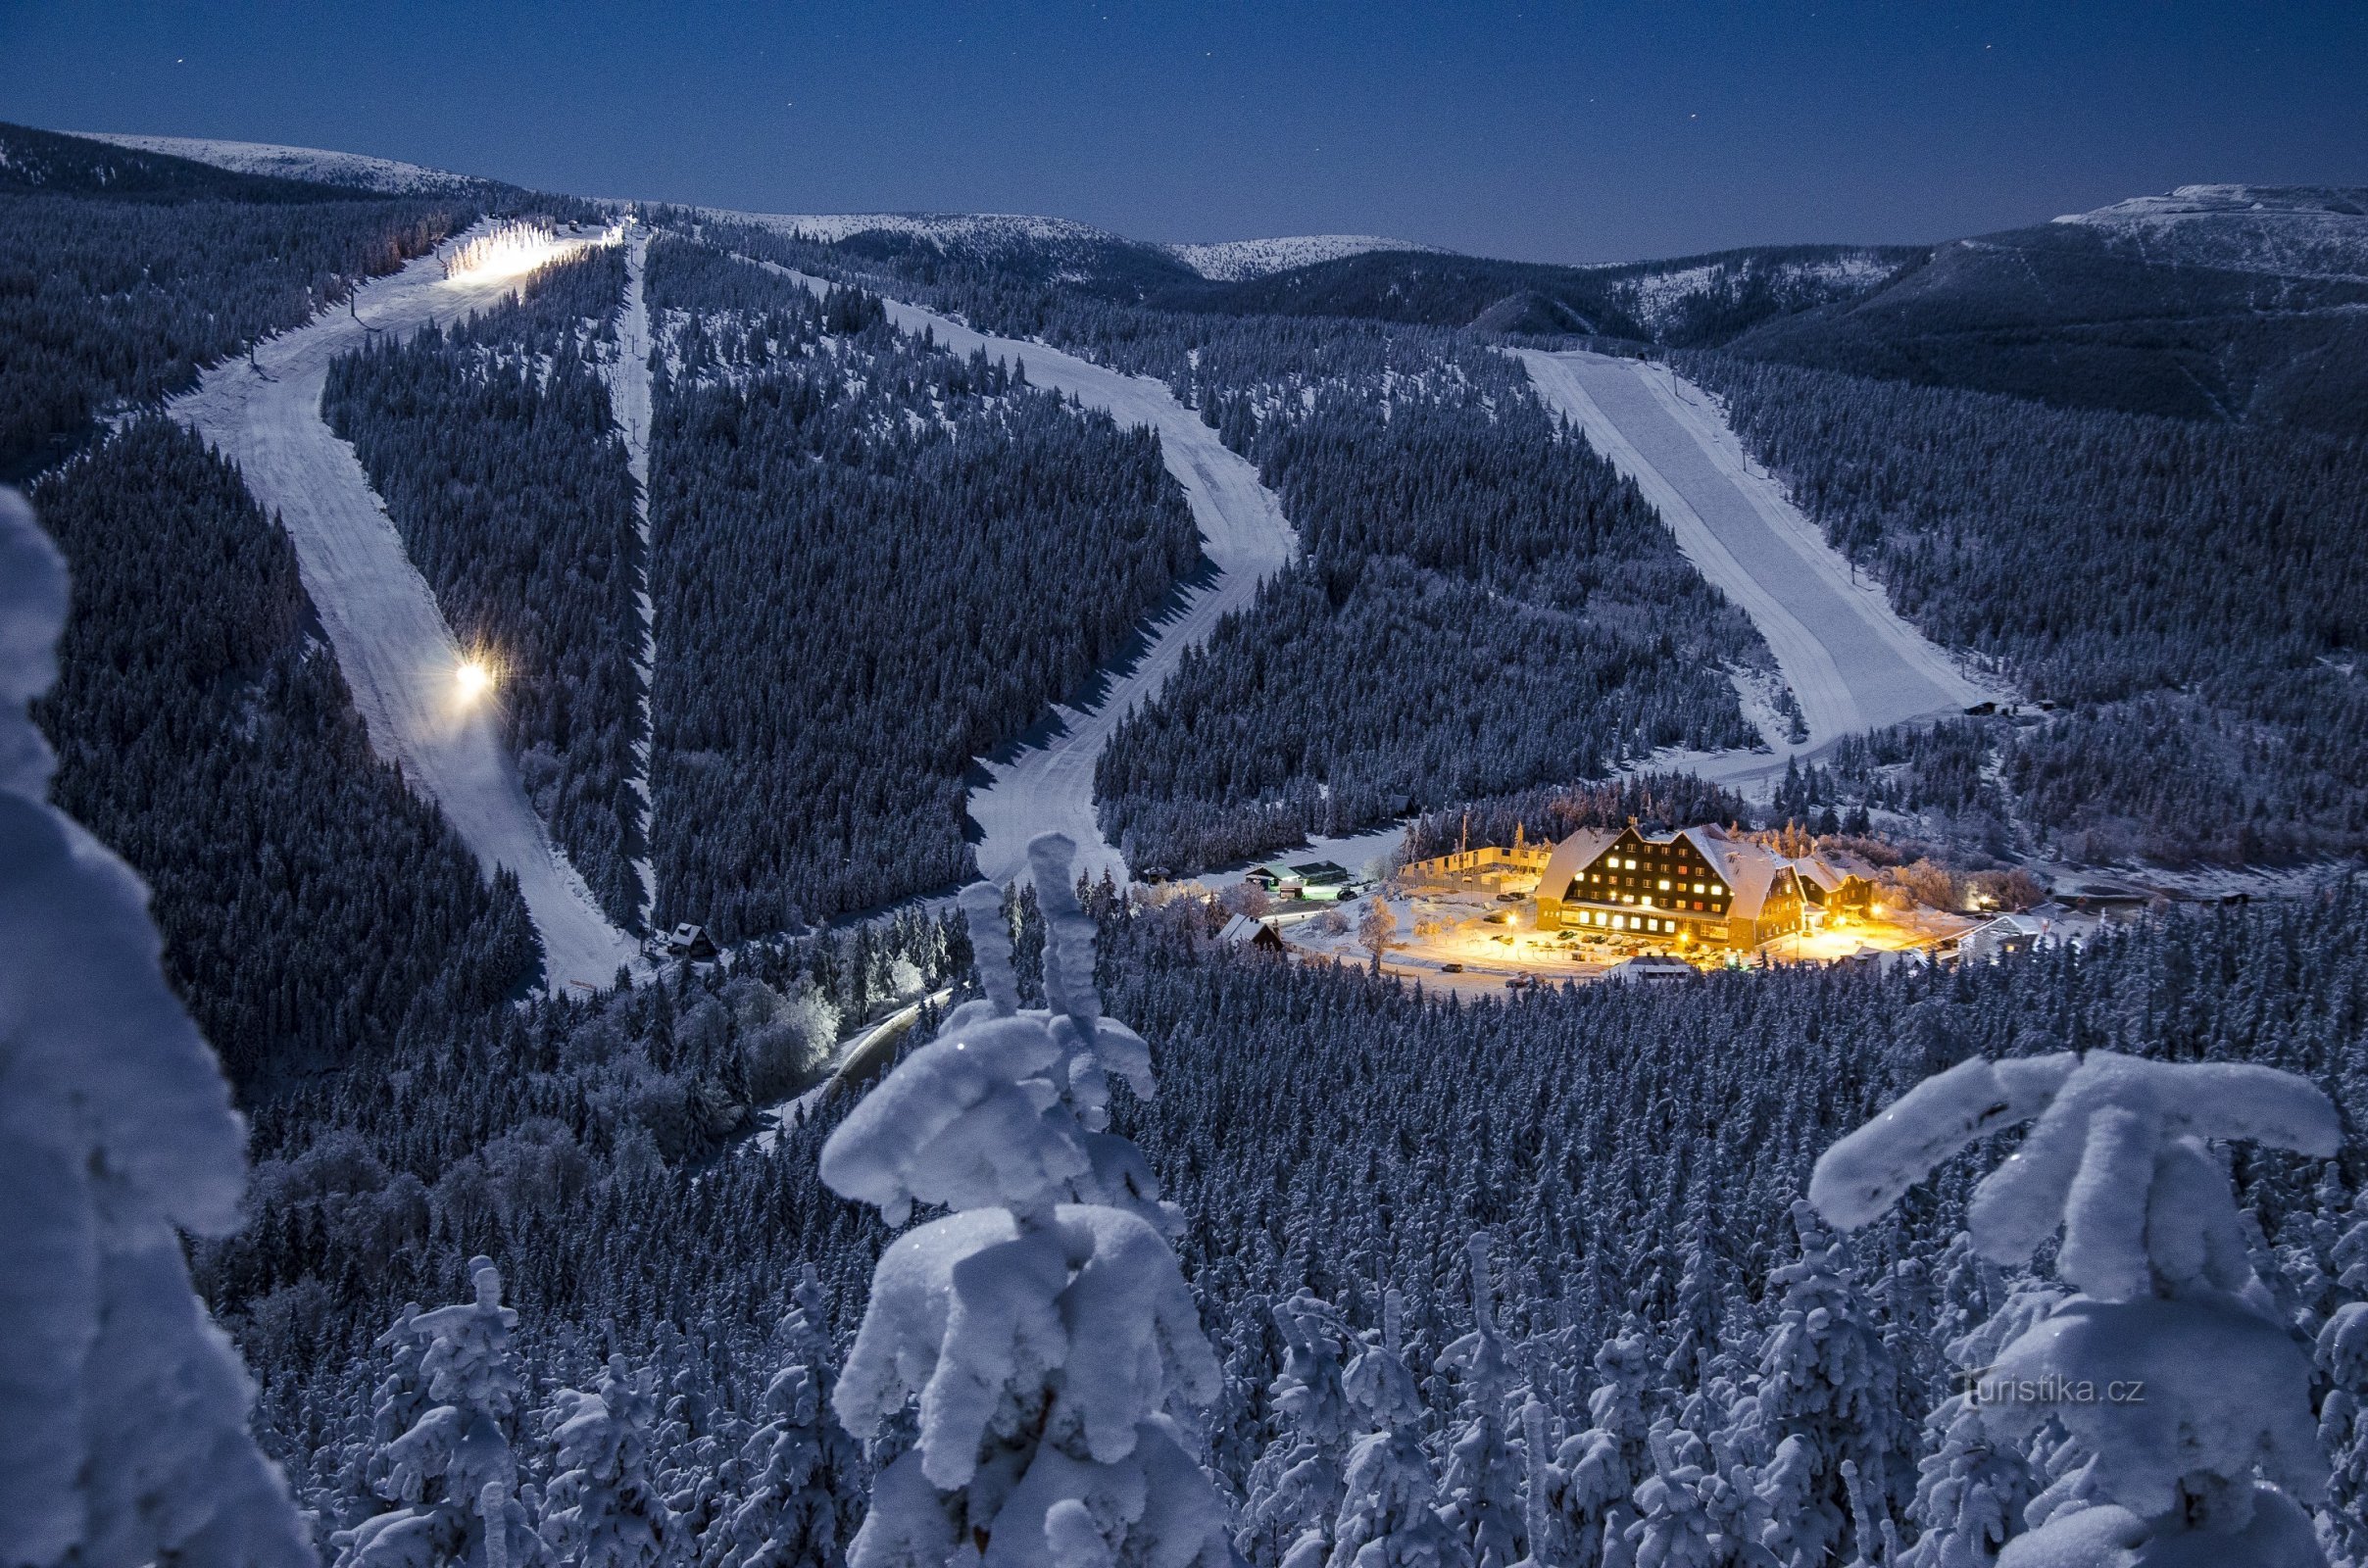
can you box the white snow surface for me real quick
[171,230,643,992]
[2051,183,2368,281]
[607,227,660,930]
[747,257,1297,890]
[76,131,484,194]
[1165,234,1441,280]
[1516,349,1994,759]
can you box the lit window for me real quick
[1658,879,1670,891]
[1612,914,1626,930]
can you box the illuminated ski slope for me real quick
[173,227,644,991]
[1518,349,1993,759]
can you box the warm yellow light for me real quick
[455,658,493,704]
[443,221,574,283]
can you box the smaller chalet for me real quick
[665,922,718,960]
[1216,913,1287,954]
[1785,854,1875,919]
[1535,823,1806,949]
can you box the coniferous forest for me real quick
[6,115,2368,1568]
[1095,353,1770,870]
[642,238,1203,932]
[0,120,471,475]
[1685,355,2368,864]
[324,248,648,926]
[26,419,538,1084]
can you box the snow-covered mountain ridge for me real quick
[2052,182,2368,280]
[74,131,487,195]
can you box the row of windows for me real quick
[1581,868,1725,897]
[1568,908,1702,935]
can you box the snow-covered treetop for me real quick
[819,834,1231,1565]
[1809,1050,2339,1301]
[817,836,1156,1226]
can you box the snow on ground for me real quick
[1516,349,1996,760]
[1165,234,1443,280]
[606,226,660,930]
[171,226,644,992]
[77,132,483,194]
[742,257,1298,890]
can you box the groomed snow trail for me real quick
[173,232,645,992]
[745,257,1298,888]
[607,227,660,930]
[1516,350,1991,753]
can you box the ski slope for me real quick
[606,227,660,930]
[1516,350,1991,757]
[742,255,1298,888]
[173,230,644,992]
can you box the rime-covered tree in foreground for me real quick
[1326,1291,1464,1568]
[0,488,312,1568]
[334,1259,548,1568]
[817,833,1232,1566]
[1810,1050,2343,1567]
[1240,1292,1357,1567]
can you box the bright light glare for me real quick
[454,659,493,704]
[444,221,570,282]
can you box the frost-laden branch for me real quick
[1810,1050,2342,1565]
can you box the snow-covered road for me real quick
[173,232,644,992]
[1516,350,1990,750]
[607,227,660,930]
[748,258,1298,888]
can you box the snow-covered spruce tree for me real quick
[1327,1289,1466,1568]
[1239,1292,1357,1567]
[703,1266,863,1568]
[1625,1421,1722,1568]
[2321,1293,2368,1568]
[541,1354,672,1568]
[0,489,313,1568]
[1896,1268,2061,1568]
[1434,1236,1523,1568]
[817,834,1232,1567]
[1809,1051,2343,1566]
[333,1258,549,1568]
[1545,1326,1655,1568]
[1727,1200,1899,1568]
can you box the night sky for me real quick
[4,0,2362,264]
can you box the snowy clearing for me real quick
[1165,234,1442,280]
[1516,349,1995,756]
[606,227,660,930]
[172,229,644,992]
[742,256,1298,890]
